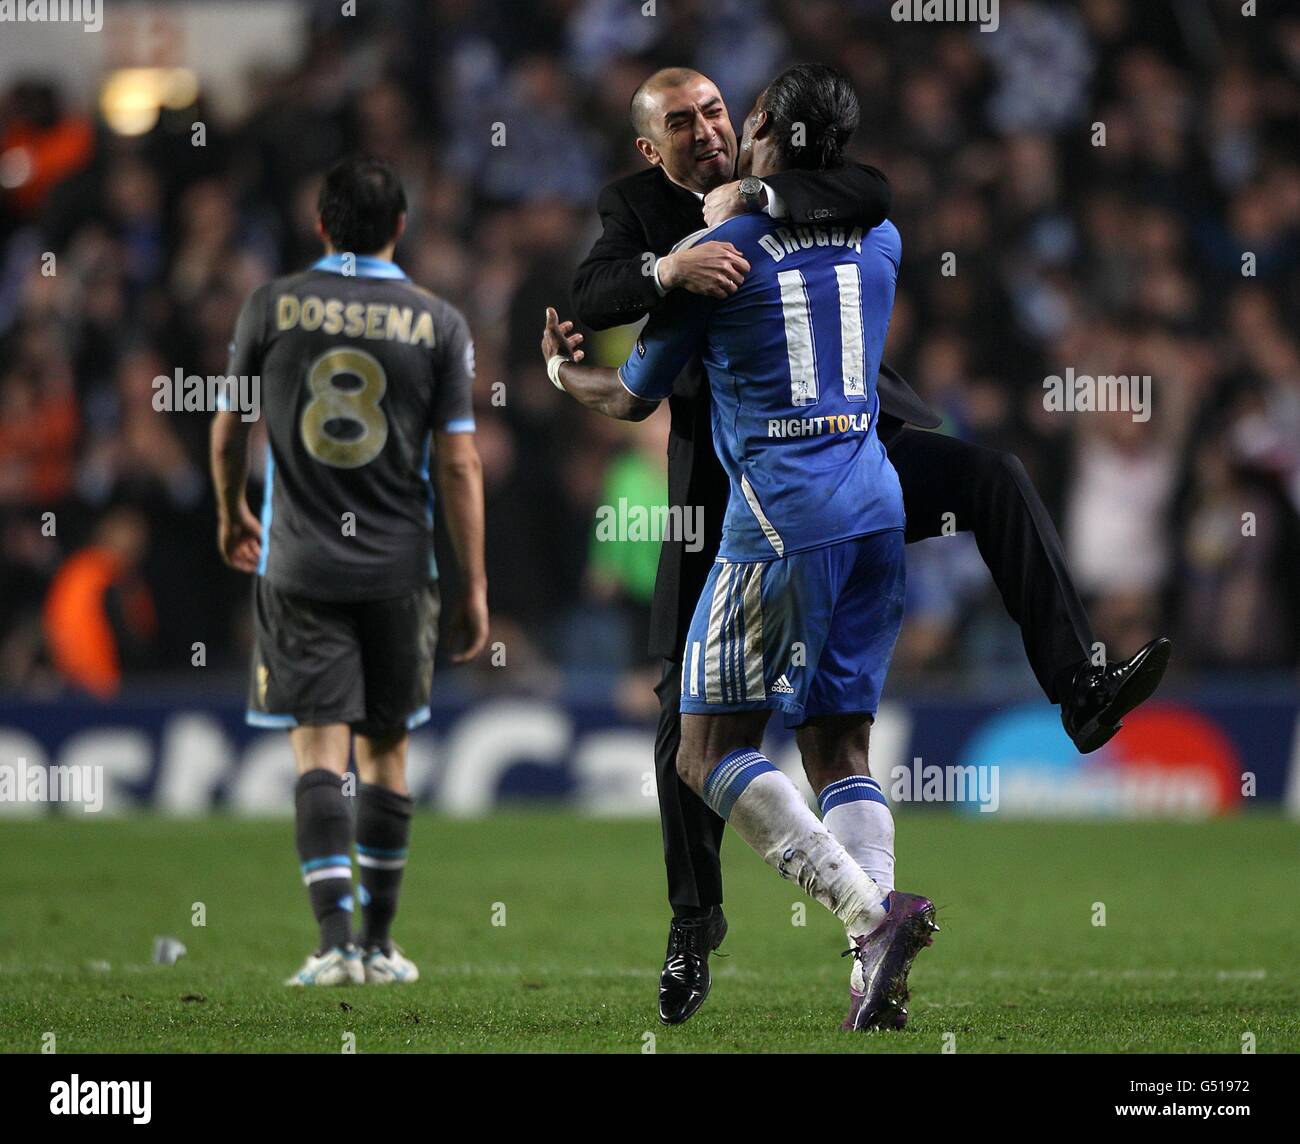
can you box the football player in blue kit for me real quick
[540,64,936,1030]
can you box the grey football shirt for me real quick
[227,255,475,601]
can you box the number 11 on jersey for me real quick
[777,263,868,407]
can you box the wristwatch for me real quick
[739,175,765,211]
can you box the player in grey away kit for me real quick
[211,157,488,986]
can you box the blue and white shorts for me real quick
[679,529,905,728]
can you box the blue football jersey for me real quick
[619,214,905,562]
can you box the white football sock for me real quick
[703,749,887,938]
[819,775,895,893]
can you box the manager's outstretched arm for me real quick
[570,184,749,331]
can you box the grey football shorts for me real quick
[246,578,440,736]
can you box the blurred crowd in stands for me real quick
[1,0,1298,703]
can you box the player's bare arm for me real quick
[209,410,262,574]
[434,429,490,663]
[540,307,659,422]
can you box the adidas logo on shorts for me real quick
[771,674,795,695]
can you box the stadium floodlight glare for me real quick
[99,68,199,136]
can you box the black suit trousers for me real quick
[652,428,1095,914]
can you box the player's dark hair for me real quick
[760,63,859,171]
[317,156,407,255]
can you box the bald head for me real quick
[629,68,737,193]
[630,67,707,138]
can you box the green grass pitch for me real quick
[1,812,1296,1053]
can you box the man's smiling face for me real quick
[635,76,737,194]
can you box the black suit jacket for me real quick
[571,164,939,659]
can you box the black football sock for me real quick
[294,769,355,953]
[355,783,413,952]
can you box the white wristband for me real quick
[546,354,569,390]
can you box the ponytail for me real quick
[762,64,860,172]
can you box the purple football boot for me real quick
[841,891,938,1031]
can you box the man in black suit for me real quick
[570,67,1171,1026]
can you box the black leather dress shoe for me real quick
[658,909,728,1026]
[1061,637,1172,753]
